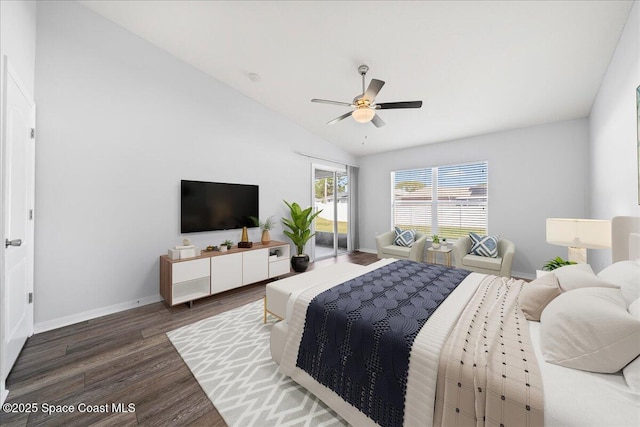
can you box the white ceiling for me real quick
[78,0,633,157]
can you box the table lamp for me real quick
[546,218,611,264]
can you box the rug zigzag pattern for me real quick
[167,300,346,427]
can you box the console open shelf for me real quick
[160,240,291,306]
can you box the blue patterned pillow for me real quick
[469,233,500,258]
[394,227,416,247]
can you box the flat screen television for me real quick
[181,180,259,233]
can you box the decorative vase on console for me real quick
[252,216,276,245]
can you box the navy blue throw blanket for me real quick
[296,260,471,427]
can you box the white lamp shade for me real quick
[546,218,612,249]
[352,107,375,123]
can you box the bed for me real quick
[270,218,640,427]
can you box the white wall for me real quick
[0,0,37,405]
[0,0,36,98]
[589,2,640,272]
[358,119,590,277]
[34,1,354,330]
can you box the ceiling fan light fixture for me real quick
[352,107,375,123]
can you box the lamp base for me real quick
[568,247,587,264]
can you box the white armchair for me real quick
[452,236,515,277]
[376,230,428,262]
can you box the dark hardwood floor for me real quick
[0,251,378,427]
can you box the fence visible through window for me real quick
[392,161,488,240]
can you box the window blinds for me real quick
[392,161,488,239]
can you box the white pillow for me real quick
[623,298,640,391]
[598,260,640,306]
[552,263,618,292]
[540,287,640,373]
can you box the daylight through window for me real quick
[391,161,488,239]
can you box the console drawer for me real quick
[172,258,210,284]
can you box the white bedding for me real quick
[278,260,485,426]
[274,259,640,426]
[529,321,640,427]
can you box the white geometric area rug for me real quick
[167,299,346,427]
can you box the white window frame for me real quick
[391,161,488,239]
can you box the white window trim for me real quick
[391,160,489,239]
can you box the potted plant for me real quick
[282,200,322,272]
[220,240,233,252]
[431,234,440,249]
[252,216,276,244]
[543,256,576,271]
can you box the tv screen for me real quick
[181,180,259,233]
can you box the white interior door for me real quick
[1,58,35,384]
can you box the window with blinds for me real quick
[391,161,488,239]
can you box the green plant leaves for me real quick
[282,200,322,255]
[542,256,577,271]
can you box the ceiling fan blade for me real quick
[311,98,354,107]
[375,101,423,110]
[327,111,353,125]
[364,79,385,101]
[371,114,385,128]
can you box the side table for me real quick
[426,246,453,267]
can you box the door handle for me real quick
[5,238,22,248]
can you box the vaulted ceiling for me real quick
[78,1,634,156]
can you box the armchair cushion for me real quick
[394,227,416,247]
[463,254,503,271]
[469,232,500,258]
[382,244,412,258]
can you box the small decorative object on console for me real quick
[168,243,199,259]
[241,226,249,243]
[252,215,276,244]
[431,234,441,249]
[239,225,252,248]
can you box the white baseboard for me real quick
[34,294,163,334]
[357,248,377,254]
[1,384,8,405]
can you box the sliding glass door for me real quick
[312,165,348,261]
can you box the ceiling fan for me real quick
[311,65,422,128]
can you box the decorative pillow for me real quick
[468,233,499,258]
[597,260,640,306]
[394,227,416,247]
[552,263,619,292]
[623,299,640,390]
[540,287,640,373]
[518,273,561,321]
